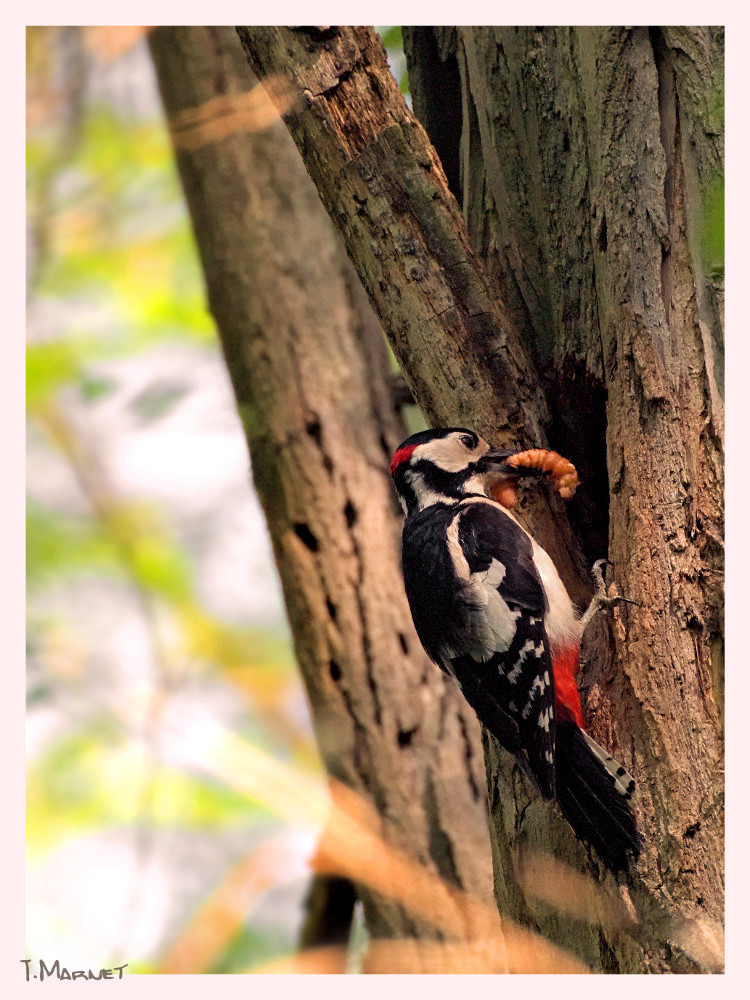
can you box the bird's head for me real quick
[389,427,520,516]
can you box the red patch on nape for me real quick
[389,443,418,477]
[552,645,586,729]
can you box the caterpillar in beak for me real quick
[488,449,580,509]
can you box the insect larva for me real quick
[489,479,520,509]
[505,448,580,501]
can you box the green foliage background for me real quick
[26,27,327,973]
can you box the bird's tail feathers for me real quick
[580,730,637,800]
[555,721,643,874]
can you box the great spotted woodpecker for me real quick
[390,427,643,873]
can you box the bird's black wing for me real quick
[448,500,557,798]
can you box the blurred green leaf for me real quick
[379,26,403,50]
[403,406,429,436]
[27,727,273,858]
[27,725,125,856]
[377,25,409,98]
[27,499,195,607]
[121,961,154,974]
[129,534,192,602]
[148,769,273,827]
[79,372,116,402]
[26,502,122,588]
[182,611,293,673]
[26,340,81,411]
[26,682,55,708]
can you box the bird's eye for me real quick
[460,434,476,449]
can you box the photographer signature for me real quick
[21,960,128,981]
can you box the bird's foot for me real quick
[579,559,640,635]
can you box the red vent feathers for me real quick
[552,645,585,729]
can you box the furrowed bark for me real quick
[235,25,590,608]
[148,26,495,949]
[406,26,724,973]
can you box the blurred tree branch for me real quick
[149,25,495,957]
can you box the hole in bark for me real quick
[398,727,417,747]
[562,130,570,152]
[403,28,463,203]
[323,454,334,475]
[326,598,337,621]
[344,501,357,527]
[294,523,319,551]
[598,212,608,252]
[398,633,409,655]
[299,26,337,40]
[546,359,610,562]
[306,419,322,445]
[684,821,701,839]
[329,659,341,682]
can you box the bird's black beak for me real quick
[477,448,545,479]
[477,448,515,474]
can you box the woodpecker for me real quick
[391,426,643,873]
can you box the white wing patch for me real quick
[445,512,520,662]
[450,496,580,653]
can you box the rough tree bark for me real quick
[404,27,724,973]
[238,25,724,973]
[235,26,590,610]
[148,26,494,952]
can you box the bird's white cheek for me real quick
[463,474,488,495]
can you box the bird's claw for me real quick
[580,560,640,634]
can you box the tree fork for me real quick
[235,25,590,608]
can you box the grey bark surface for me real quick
[148,26,494,946]
[404,26,724,974]
[237,24,723,972]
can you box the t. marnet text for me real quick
[22,960,128,981]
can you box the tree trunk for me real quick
[240,25,724,973]
[405,26,724,973]
[148,26,494,951]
